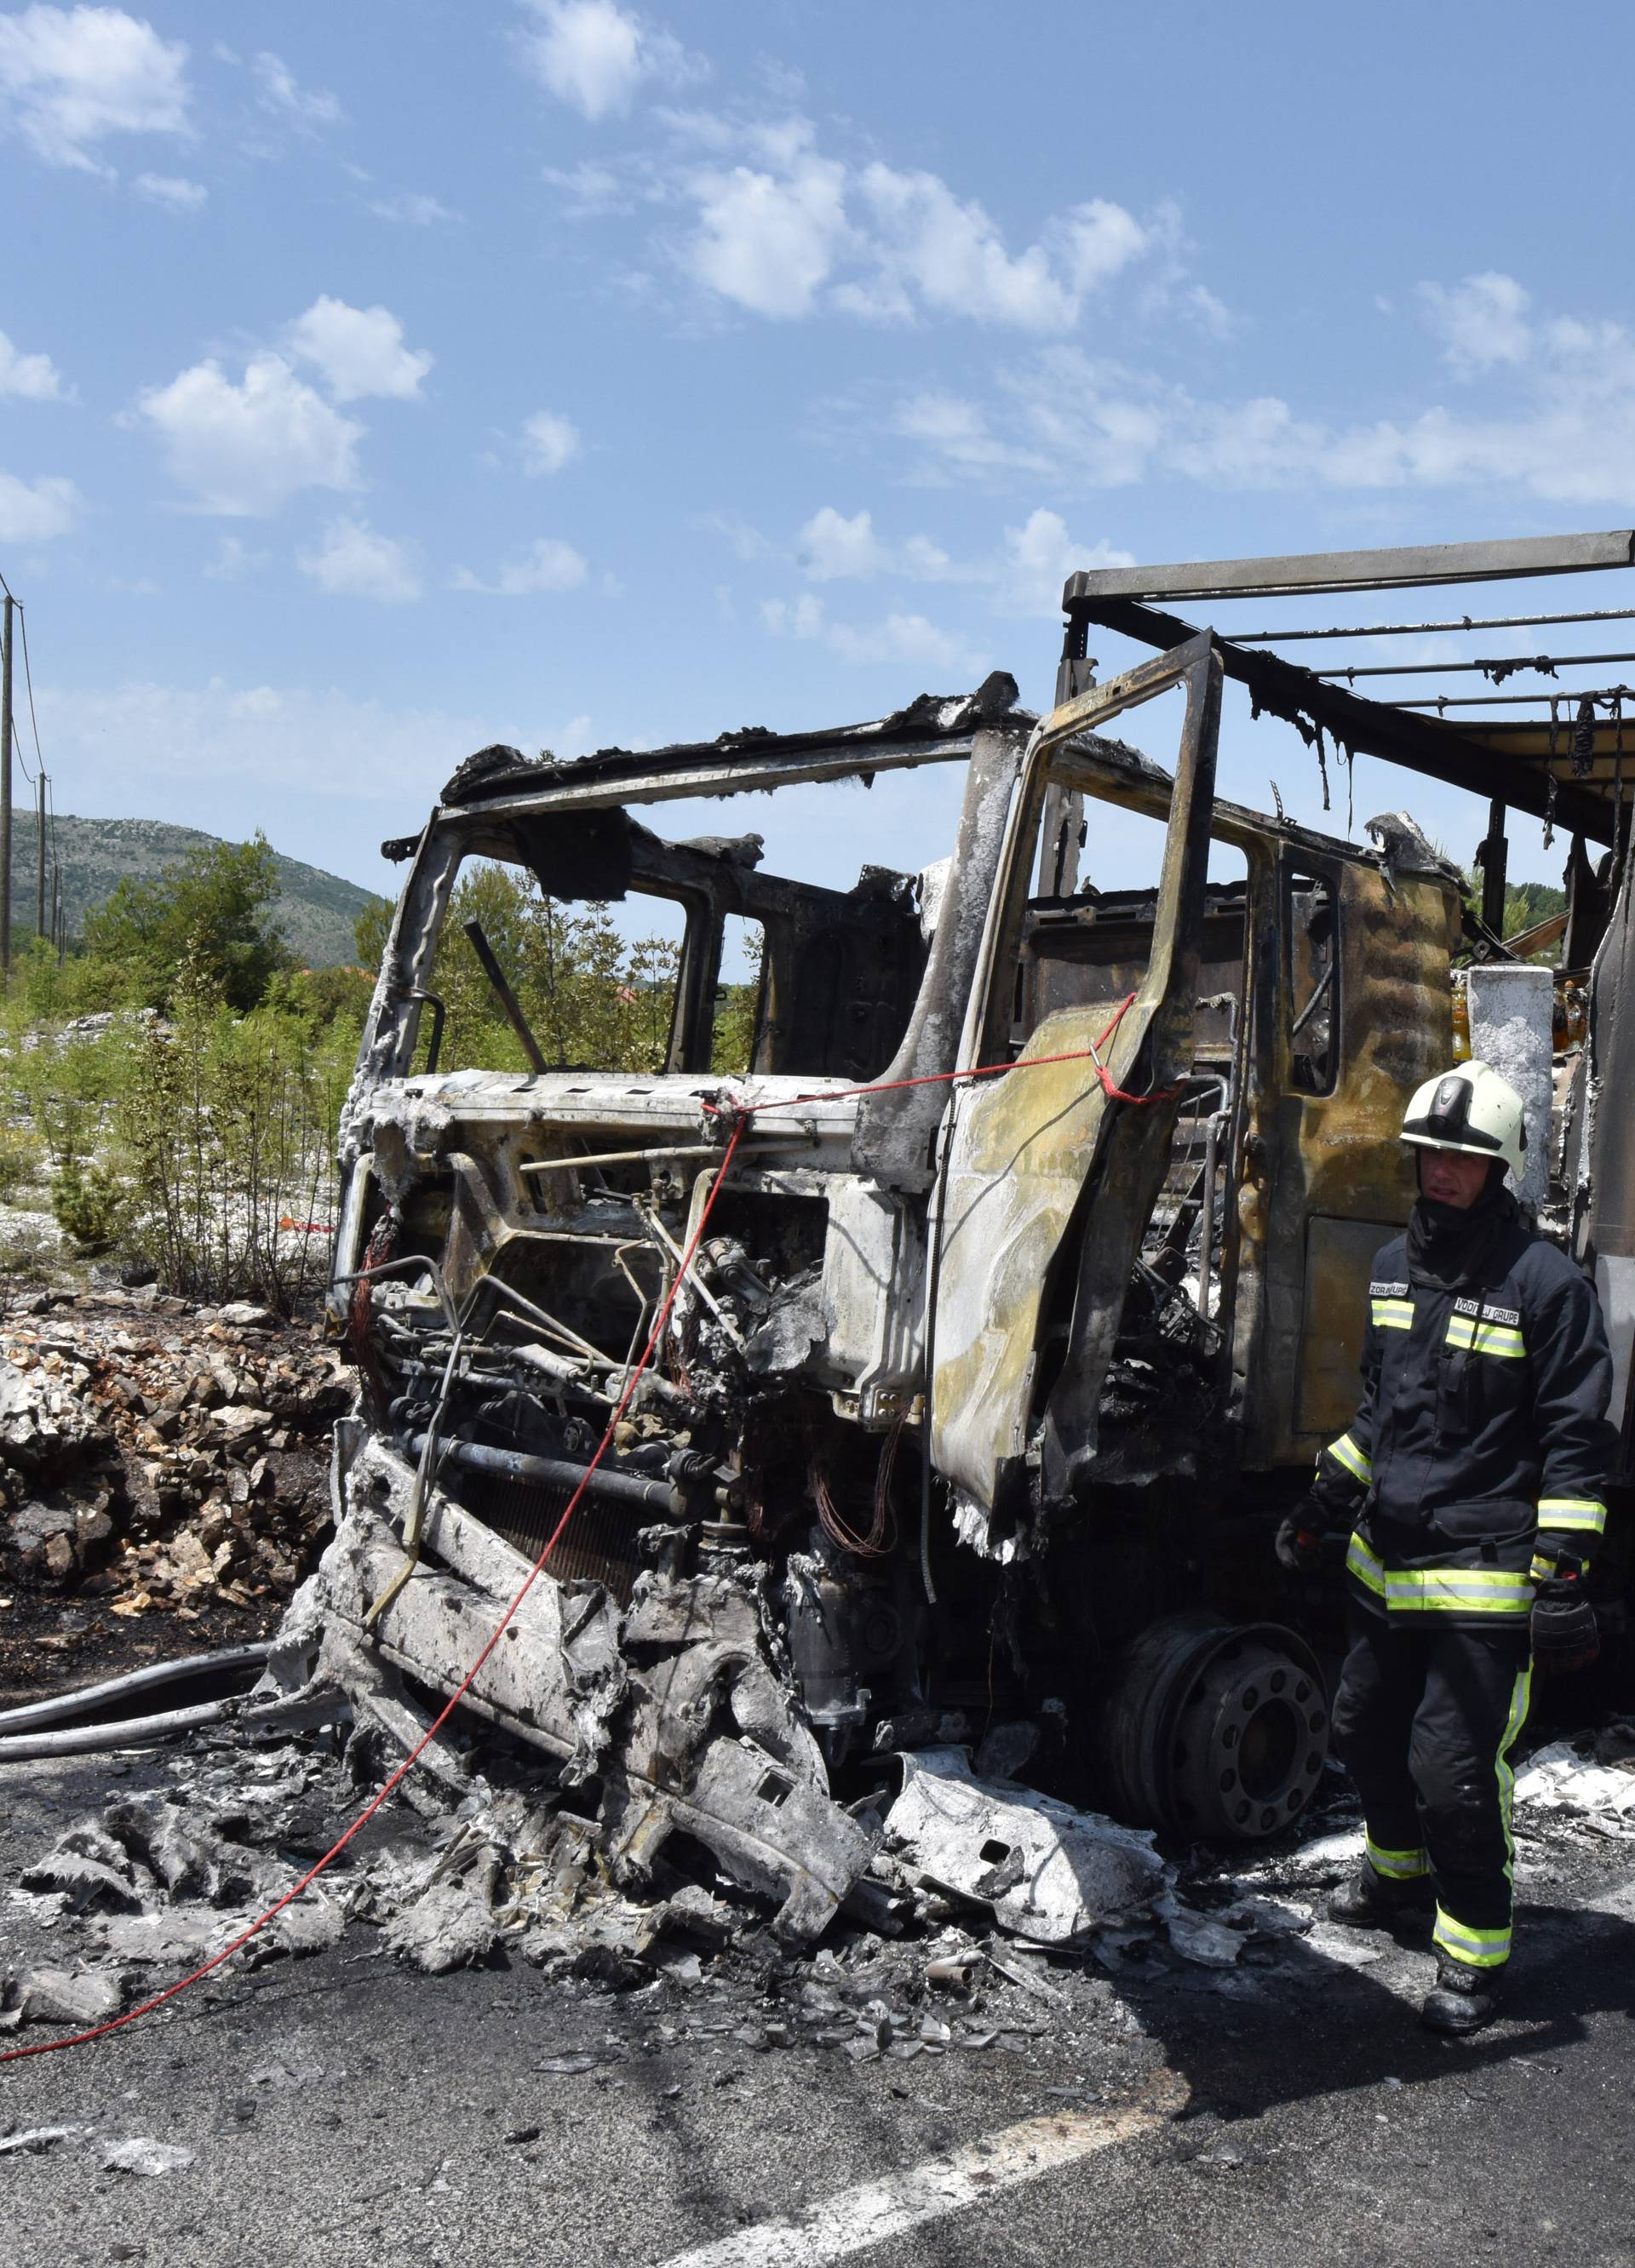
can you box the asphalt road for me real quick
[3,1750,1635,2268]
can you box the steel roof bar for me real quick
[1072,593,1616,842]
[1236,603,1635,644]
[1395,688,1635,710]
[1063,529,1635,607]
[1318,650,1635,681]
[1438,719,1634,735]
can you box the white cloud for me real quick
[0,329,67,399]
[759,591,824,638]
[664,116,1169,333]
[786,502,1128,619]
[540,158,639,216]
[760,590,984,674]
[518,0,700,121]
[370,191,456,226]
[0,468,83,540]
[522,0,636,117]
[252,49,341,129]
[298,518,422,603]
[131,352,363,515]
[29,674,535,804]
[1060,199,1150,295]
[892,391,1050,479]
[1420,271,1530,375]
[990,508,1133,618]
[285,296,432,404]
[686,143,850,319]
[134,168,204,209]
[1185,284,1236,341]
[703,511,772,562]
[887,284,1635,511]
[840,168,1150,331]
[452,538,589,595]
[203,534,265,581]
[520,409,581,476]
[799,506,888,581]
[0,3,188,172]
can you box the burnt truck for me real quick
[296,530,1635,1936]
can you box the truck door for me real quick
[928,633,1223,1553]
[1234,845,1460,1469]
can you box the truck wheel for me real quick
[1099,1612,1328,1841]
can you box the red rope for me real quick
[1,992,1175,2065]
[703,991,1173,1120]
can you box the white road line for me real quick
[651,2094,1179,2268]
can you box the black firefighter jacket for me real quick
[1319,1218,1618,1629]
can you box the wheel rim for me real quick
[1100,1614,1328,1840]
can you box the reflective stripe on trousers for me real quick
[1365,1834,1429,1881]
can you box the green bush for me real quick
[113,968,357,1306]
[50,1157,127,1251]
[263,962,376,1028]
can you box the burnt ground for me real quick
[0,1286,348,1710]
[3,1725,1635,2268]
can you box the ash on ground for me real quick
[9,1694,1635,2076]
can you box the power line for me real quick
[0,570,65,975]
[15,602,43,786]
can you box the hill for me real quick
[4,813,381,969]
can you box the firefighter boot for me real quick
[1420,1953,1503,2034]
[1327,1862,1433,1929]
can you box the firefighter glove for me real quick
[1276,1498,1341,1575]
[1531,1572,1600,1670]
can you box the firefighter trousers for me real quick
[1331,1612,1533,1973]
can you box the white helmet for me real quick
[1401,1059,1525,1180]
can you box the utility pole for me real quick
[0,593,11,979]
[35,770,45,940]
[51,861,61,965]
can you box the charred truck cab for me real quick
[310,530,1632,1921]
[320,638,1454,1861]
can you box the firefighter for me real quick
[1276,1060,1616,2033]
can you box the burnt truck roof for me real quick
[378,672,1029,862]
[378,657,1451,893]
[450,671,1023,806]
[378,657,1458,893]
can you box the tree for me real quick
[353,894,394,973]
[83,834,293,1012]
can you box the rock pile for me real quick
[0,1290,351,1623]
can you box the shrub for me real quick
[50,1157,127,1251]
[114,969,355,1308]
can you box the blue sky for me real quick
[2,0,1632,913]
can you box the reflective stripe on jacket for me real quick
[1319,1221,1616,1626]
